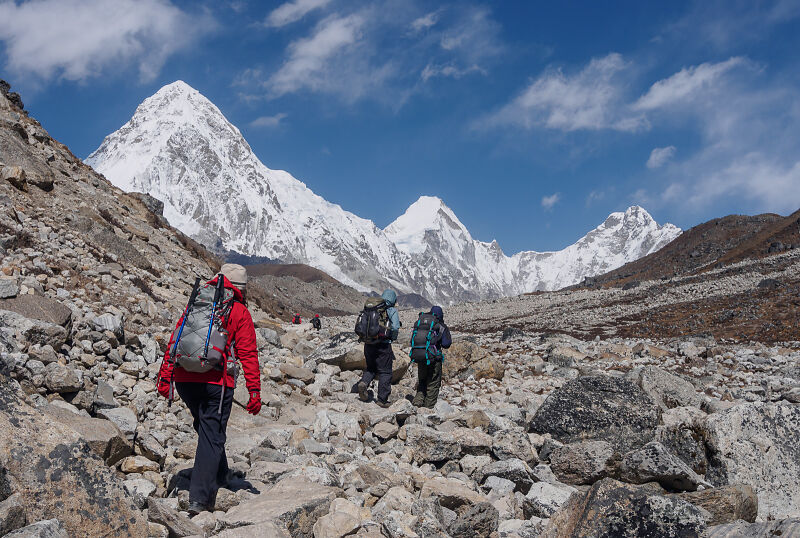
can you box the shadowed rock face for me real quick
[0,375,148,537]
[528,376,661,453]
[543,478,707,538]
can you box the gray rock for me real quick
[655,406,708,475]
[0,277,18,299]
[550,440,619,486]
[0,310,68,349]
[43,362,83,393]
[135,433,166,465]
[479,458,535,494]
[123,478,157,509]
[0,493,26,536]
[219,478,340,536]
[672,484,758,526]
[43,405,132,465]
[0,376,147,537]
[523,482,577,519]
[620,441,707,492]
[543,478,707,538]
[147,497,204,537]
[404,425,461,464]
[92,380,117,409]
[492,429,539,465]
[96,406,138,440]
[91,313,124,341]
[702,402,800,520]
[703,517,800,538]
[626,366,701,411]
[4,519,68,538]
[529,375,661,453]
[449,502,499,538]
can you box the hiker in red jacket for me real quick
[157,263,261,515]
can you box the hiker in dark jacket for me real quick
[357,289,401,408]
[157,264,261,515]
[411,305,451,408]
[311,314,322,330]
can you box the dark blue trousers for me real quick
[175,382,234,507]
[360,343,394,402]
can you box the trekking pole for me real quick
[169,277,202,407]
[203,275,225,360]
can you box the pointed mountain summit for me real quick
[86,81,681,303]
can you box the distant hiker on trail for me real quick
[292,313,302,324]
[410,306,451,409]
[157,263,261,515]
[353,289,401,408]
[311,314,322,330]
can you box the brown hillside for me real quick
[246,263,343,285]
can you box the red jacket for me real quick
[158,276,261,394]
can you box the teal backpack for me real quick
[409,312,443,365]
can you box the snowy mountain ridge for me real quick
[86,81,681,304]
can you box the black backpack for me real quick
[355,298,389,343]
[409,312,442,364]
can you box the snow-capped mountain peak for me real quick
[86,81,681,304]
[385,196,471,255]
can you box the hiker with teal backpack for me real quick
[354,289,401,407]
[409,306,451,408]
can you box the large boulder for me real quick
[671,484,758,525]
[0,375,148,537]
[0,295,72,329]
[420,477,489,510]
[529,375,661,453]
[219,477,341,536]
[449,502,499,538]
[43,363,83,393]
[542,478,707,537]
[403,425,461,464]
[626,366,701,411]
[701,402,800,520]
[550,440,619,486]
[43,405,132,465]
[619,441,707,492]
[444,341,505,381]
[0,310,68,350]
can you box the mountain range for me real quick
[86,81,681,304]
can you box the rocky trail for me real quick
[1,80,800,537]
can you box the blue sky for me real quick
[1,0,799,253]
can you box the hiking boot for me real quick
[376,399,390,408]
[357,381,368,402]
[187,501,209,516]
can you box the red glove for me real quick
[246,391,262,415]
[157,378,171,399]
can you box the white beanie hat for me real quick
[220,263,247,288]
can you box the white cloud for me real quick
[264,0,331,28]
[634,57,745,110]
[241,2,503,106]
[421,63,484,81]
[0,0,212,83]
[411,11,439,33]
[646,146,676,169]
[481,53,647,132]
[541,192,561,209]
[267,14,368,98]
[663,155,800,213]
[249,112,288,128]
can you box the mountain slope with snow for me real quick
[86,81,681,304]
